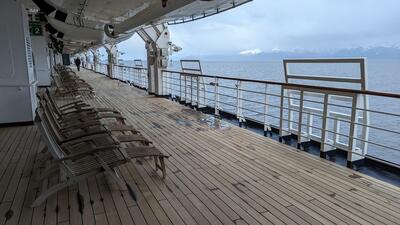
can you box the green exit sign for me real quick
[29,22,42,36]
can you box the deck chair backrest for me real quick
[35,109,77,176]
[36,109,101,176]
[37,94,62,128]
[53,75,64,89]
[42,90,63,117]
[38,99,66,143]
[35,109,64,160]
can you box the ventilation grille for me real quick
[26,36,33,68]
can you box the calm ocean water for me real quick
[129,59,400,164]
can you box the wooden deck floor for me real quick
[1,69,400,225]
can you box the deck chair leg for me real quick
[31,171,97,207]
[39,153,53,166]
[32,181,70,207]
[154,156,159,171]
[40,145,48,154]
[106,170,126,191]
[37,165,60,181]
[160,157,166,179]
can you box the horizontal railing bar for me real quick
[357,108,400,118]
[287,74,361,83]
[352,137,400,153]
[114,64,148,70]
[283,58,365,64]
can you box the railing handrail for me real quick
[114,64,147,70]
[162,69,400,99]
[283,58,365,64]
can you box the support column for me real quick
[90,49,100,72]
[138,24,170,95]
[85,52,91,68]
[0,1,37,125]
[104,44,118,79]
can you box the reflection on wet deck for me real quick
[0,68,399,225]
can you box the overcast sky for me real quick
[117,0,400,60]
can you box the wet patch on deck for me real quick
[197,115,231,131]
[167,114,193,127]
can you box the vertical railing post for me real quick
[138,68,141,87]
[184,74,187,104]
[236,81,245,127]
[202,77,206,108]
[167,71,170,96]
[122,67,128,82]
[347,94,358,168]
[196,76,200,109]
[288,91,294,133]
[263,84,271,136]
[360,94,370,155]
[179,73,182,102]
[161,70,165,95]
[320,93,330,158]
[279,86,286,142]
[130,68,133,85]
[190,75,194,106]
[136,68,139,87]
[214,78,220,117]
[296,90,305,149]
[333,118,339,146]
[307,113,313,139]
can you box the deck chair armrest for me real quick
[63,128,111,143]
[105,124,138,133]
[114,134,151,144]
[59,117,101,129]
[58,100,85,109]
[62,133,111,146]
[122,146,169,158]
[95,108,121,114]
[60,103,91,112]
[61,120,102,132]
[61,107,96,116]
[99,114,126,121]
[59,112,99,122]
[59,145,119,162]
[66,114,126,122]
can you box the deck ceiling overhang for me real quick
[22,0,251,53]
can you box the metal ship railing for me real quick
[95,63,109,75]
[161,59,400,168]
[112,64,148,89]
[86,62,148,90]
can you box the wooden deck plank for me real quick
[5,129,40,225]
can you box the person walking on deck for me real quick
[74,58,81,71]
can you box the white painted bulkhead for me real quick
[0,1,37,124]
[31,35,51,86]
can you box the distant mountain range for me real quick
[178,47,400,61]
